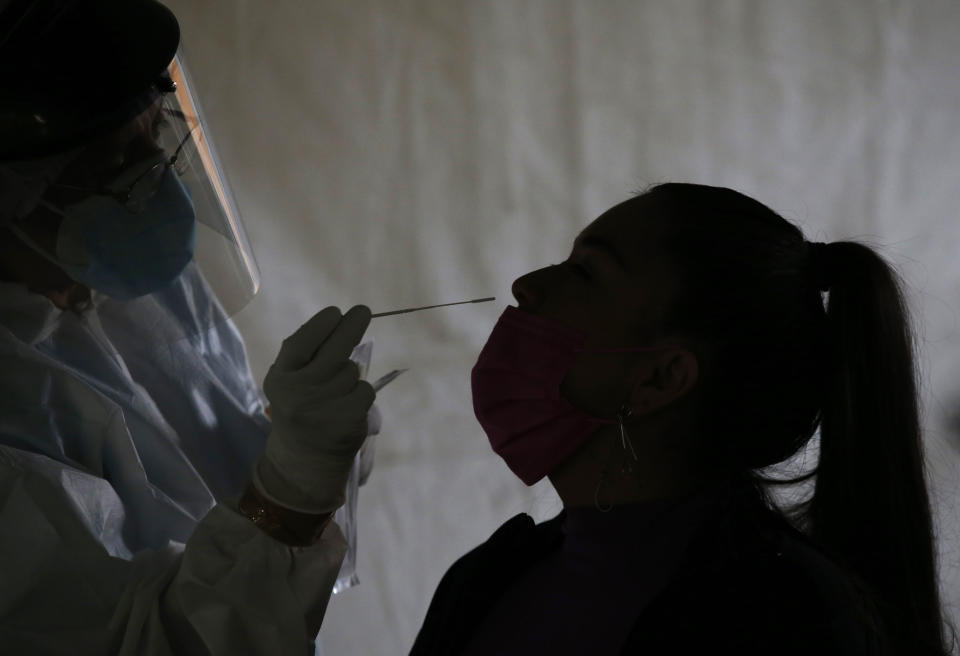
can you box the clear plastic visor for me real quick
[151,52,260,318]
[5,50,259,336]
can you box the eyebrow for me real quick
[574,234,629,272]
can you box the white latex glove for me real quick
[253,305,376,514]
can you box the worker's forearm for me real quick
[162,501,348,653]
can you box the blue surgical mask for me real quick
[10,171,197,300]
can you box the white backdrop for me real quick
[164,1,960,653]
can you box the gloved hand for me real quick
[253,305,377,514]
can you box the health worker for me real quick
[0,1,379,654]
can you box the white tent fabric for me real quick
[164,1,960,653]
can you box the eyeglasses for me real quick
[52,123,199,213]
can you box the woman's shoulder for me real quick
[625,493,888,655]
[437,510,565,585]
[408,511,566,655]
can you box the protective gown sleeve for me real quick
[0,446,348,656]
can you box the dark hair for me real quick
[633,182,957,656]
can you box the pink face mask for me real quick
[471,305,671,485]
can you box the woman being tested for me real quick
[411,183,956,655]
[0,1,381,654]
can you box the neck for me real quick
[548,425,715,510]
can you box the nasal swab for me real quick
[371,297,496,318]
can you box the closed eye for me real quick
[565,260,591,279]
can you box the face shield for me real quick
[99,53,260,317]
[2,51,259,334]
[162,55,260,318]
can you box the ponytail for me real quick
[791,240,956,655]
[635,182,957,655]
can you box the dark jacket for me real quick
[409,480,889,655]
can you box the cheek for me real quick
[559,353,626,416]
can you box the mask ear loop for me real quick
[593,402,639,513]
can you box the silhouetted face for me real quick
[510,194,682,420]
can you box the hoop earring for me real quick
[593,403,637,512]
[594,469,613,512]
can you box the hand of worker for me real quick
[253,305,377,514]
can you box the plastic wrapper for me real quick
[332,339,405,594]
[330,451,362,594]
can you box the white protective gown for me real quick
[0,262,375,655]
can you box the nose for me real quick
[511,276,529,307]
[511,266,550,310]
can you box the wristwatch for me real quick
[238,482,334,547]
